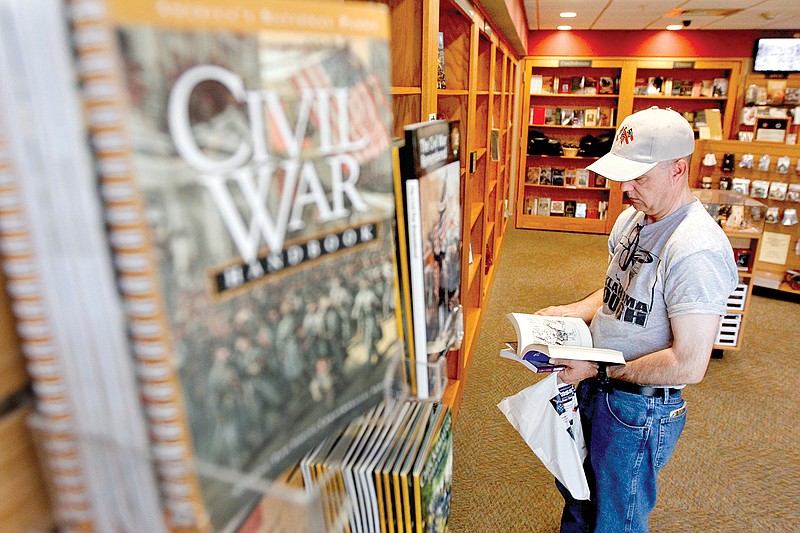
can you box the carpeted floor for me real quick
[449,227,800,532]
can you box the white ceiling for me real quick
[525,0,800,30]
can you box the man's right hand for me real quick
[534,304,576,317]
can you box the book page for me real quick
[507,313,594,354]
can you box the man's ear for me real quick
[671,158,689,182]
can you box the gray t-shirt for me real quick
[590,200,738,369]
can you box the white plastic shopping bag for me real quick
[497,373,590,499]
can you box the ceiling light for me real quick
[666,24,683,31]
[560,12,577,18]
[557,25,572,31]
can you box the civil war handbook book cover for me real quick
[82,0,401,529]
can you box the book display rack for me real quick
[382,0,519,416]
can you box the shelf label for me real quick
[672,61,695,69]
[558,59,592,68]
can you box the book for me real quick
[767,79,787,104]
[571,76,585,94]
[576,169,590,188]
[398,120,462,399]
[64,0,403,529]
[392,402,434,533]
[340,404,383,531]
[536,197,551,216]
[539,166,552,185]
[381,402,423,533]
[526,166,541,184]
[375,402,420,533]
[646,77,663,95]
[490,128,500,162]
[598,76,615,94]
[411,404,452,533]
[551,168,565,187]
[0,3,164,528]
[541,75,556,94]
[564,200,577,217]
[363,401,418,533]
[583,77,597,95]
[501,313,625,373]
[531,106,546,125]
[437,32,446,89]
[530,74,543,94]
[706,109,723,140]
[550,200,565,216]
[712,78,728,97]
[584,107,598,127]
[597,107,614,127]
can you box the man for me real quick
[536,107,738,532]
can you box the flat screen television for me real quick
[753,38,800,73]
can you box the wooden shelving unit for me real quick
[731,72,800,144]
[516,57,745,235]
[381,0,519,418]
[630,58,744,139]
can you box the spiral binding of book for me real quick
[0,0,167,530]
[68,0,209,528]
[0,87,94,530]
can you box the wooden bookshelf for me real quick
[380,0,519,418]
[516,56,745,235]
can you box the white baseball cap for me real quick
[586,106,695,182]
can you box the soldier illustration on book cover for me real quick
[419,147,461,354]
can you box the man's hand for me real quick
[549,359,598,385]
[535,305,577,317]
[533,289,604,324]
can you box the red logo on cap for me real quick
[617,126,634,145]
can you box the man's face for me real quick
[619,160,677,220]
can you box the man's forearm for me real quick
[571,289,604,323]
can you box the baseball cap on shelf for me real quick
[586,106,695,182]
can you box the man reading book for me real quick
[535,107,738,533]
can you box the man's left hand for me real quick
[549,358,598,385]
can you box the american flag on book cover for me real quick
[262,44,391,165]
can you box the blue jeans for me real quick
[557,379,687,533]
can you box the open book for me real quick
[501,313,625,373]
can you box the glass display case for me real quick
[694,188,767,236]
[693,188,766,352]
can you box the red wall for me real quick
[527,30,797,58]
